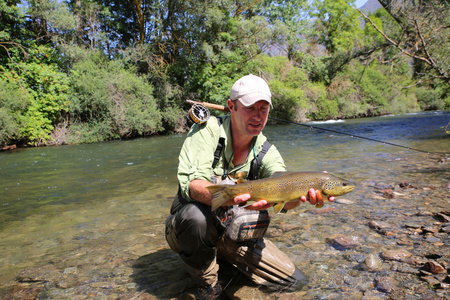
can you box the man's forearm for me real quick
[189,179,214,205]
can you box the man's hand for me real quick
[223,193,274,210]
[301,188,335,208]
[222,189,335,211]
[283,189,335,210]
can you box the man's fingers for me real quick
[315,190,324,208]
[308,188,317,205]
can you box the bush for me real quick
[327,78,367,118]
[0,79,28,145]
[0,44,70,145]
[68,53,163,143]
[415,87,446,110]
[306,83,338,120]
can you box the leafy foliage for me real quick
[68,51,163,143]
[0,44,70,145]
[0,0,448,147]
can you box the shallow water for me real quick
[0,111,449,298]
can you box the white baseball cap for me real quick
[230,74,272,107]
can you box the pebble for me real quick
[334,198,355,204]
[405,223,422,229]
[441,225,450,233]
[382,189,397,199]
[434,212,450,222]
[364,253,382,272]
[64,267,77,274]
[381,249,412,261]
[421,276,441,287]
[422,226,439,234]
[376,276,398,293]
[368,220,392,230]
[423,261,446,274]
[328,234,361,250]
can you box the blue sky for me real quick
[355,0,368,8]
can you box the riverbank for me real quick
[0,151,448,299]
[2,110,448,153]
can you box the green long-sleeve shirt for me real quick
[177,115,286,202]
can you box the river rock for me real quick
[381,249,412,261]
[375,276,398,293]
[434,212,450,222]
[441,225,450,233]
[421,276,441,287]
[368,220,392,230]
[399,182,419,189]
[404,223,421,229]
[422,226,439,234]
[334,198,355,204]
[382,189,397,199]
[364,253,383,272]
[423,261,446,274]
[328,234,361,250]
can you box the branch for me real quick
[356,8,433,65]
[401,80,422,89]
[414,19,436,68]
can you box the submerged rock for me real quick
[364,253,383,272]
[328,234,361,250]
[375,276,398,293]
[381,249,412,261]
[423,261,446,274]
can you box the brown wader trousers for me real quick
[165,194,308,290]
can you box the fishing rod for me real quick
[186,100,448,156]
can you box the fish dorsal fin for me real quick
[270,171,292,178]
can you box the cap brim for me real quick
[237,93,272,108]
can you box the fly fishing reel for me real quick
[189,103,210,124]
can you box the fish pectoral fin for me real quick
[273,202,286,214]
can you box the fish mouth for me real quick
[348,185,355,191]
[343,185,355,194]
[326,185,355,196]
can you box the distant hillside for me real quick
[360,0,382,13]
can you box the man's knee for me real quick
[175,203,209,236]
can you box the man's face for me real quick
[229,99,270,138]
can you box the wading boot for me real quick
[194,282,223,300]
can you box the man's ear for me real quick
[227,99,234,112]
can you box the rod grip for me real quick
[186,100,230,112]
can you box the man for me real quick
[165,74,333,299]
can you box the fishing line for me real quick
[268,117,448,156]
[186,100,448,157]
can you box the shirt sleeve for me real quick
[177,118,221,201]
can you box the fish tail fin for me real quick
[206,185,233,211]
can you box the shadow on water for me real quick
[131,249,194,299]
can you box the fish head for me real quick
[322,177,355,196]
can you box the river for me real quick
[0,111,449,299]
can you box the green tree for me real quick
[310,0,362,53]
[358,0,450,83]
[258,0,311,61]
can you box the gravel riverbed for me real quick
[0,154,449,300]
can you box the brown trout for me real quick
[207,171,355,213]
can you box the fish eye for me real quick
[343,182,348,186]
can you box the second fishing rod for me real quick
[186,100,448,157]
